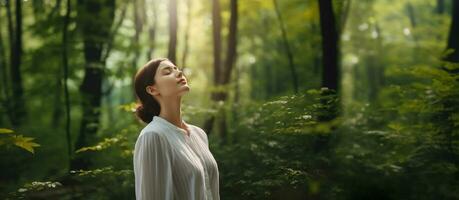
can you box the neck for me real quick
[158,96,184,128]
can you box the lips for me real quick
[177,78,186,84]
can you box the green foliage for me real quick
[213,60,459,199]
[213,90,342,199]
[376,62,459,199]
[1,0,457,199]
[0,128,40,154]
[7,181,62,200]
[75,134,126,154]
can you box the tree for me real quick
[437,0,445,14]
[204,0,238,143]
[146,0,158,60]
[314,0,340,154]
[444,0,459,67]
[7,0,26,127]
[72,0,116,170]
[181,0,192,69]
[0,6,10,125]
[62,0,73,170]
[318,0,340,93]
[132,0,145,69]
[168,0,178,63]
[203,0,223,136]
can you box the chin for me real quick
[178,87,190,96]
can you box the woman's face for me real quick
[149,60,190,99]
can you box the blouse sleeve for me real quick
[134,131,173,200]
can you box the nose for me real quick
[176,69,183,78]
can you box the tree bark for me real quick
[444,0,459,65]
[437,0,444,14]
[71,0,115,170]
[181,0,192,69]
[315,0,340,155]
[133,0,145,69]
[147,0,158,60]
[62,0,73,170]
[219,0,238,143]
[167,0,178,63]
[203,0,238,143]
[203,0,223,136]
[0,6,10,125]
[8,0,26,127]
[318,0,339,92]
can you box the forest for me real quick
[0,0,458,199]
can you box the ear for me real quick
[146,85,160,96]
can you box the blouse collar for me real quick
[152,115,190,136]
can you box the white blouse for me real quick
[133,115,220,200]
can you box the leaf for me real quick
[12,135,41,154]
[0,128,14,134]
[75,136,122,153]
[388,122,403,133]
[118,102,137,112]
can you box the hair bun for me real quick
[135,104,154,123]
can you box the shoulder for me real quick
[189,124,205,135]
[137,124,168,145]
[190,125,209,144]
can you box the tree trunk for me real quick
[218,0,238,144]
[62,0,73,170]
[8,0,25,127]
[318,0,339,92]
[439,0,459,171]
[168,0,177,63]
[204,0,238,144]
[181,0,192,69]
[315,0,340,154]
[203,0,223,136]
[444,0,459,66]
[272,0,299,94]
[437,0,444,14]
[132,0,143,69]
[0,6,10,125]
[71,0,115,170]
[147,0,158,60]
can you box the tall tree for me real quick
[444,0,459,67]
[203,0,223,136]
[204,0,238,142]
[7,0,25,127]
[181,0,192,69]
[272,0,298,94]
[0,6,10,123]
[435,0,459,178]
[168,0,178,63]
[315,0,340,154]
[52,0,64,127]
[218,0,238,143]
[72,0,115,170]
[62,0,73,169]
[132,0,145,69]
[147,0,158,60]
[437,0,445,14]
[318,0,339,93]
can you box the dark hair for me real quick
[134,58,169,123]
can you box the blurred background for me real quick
[0,0,458,199]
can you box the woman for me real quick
[133,58,220,200]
